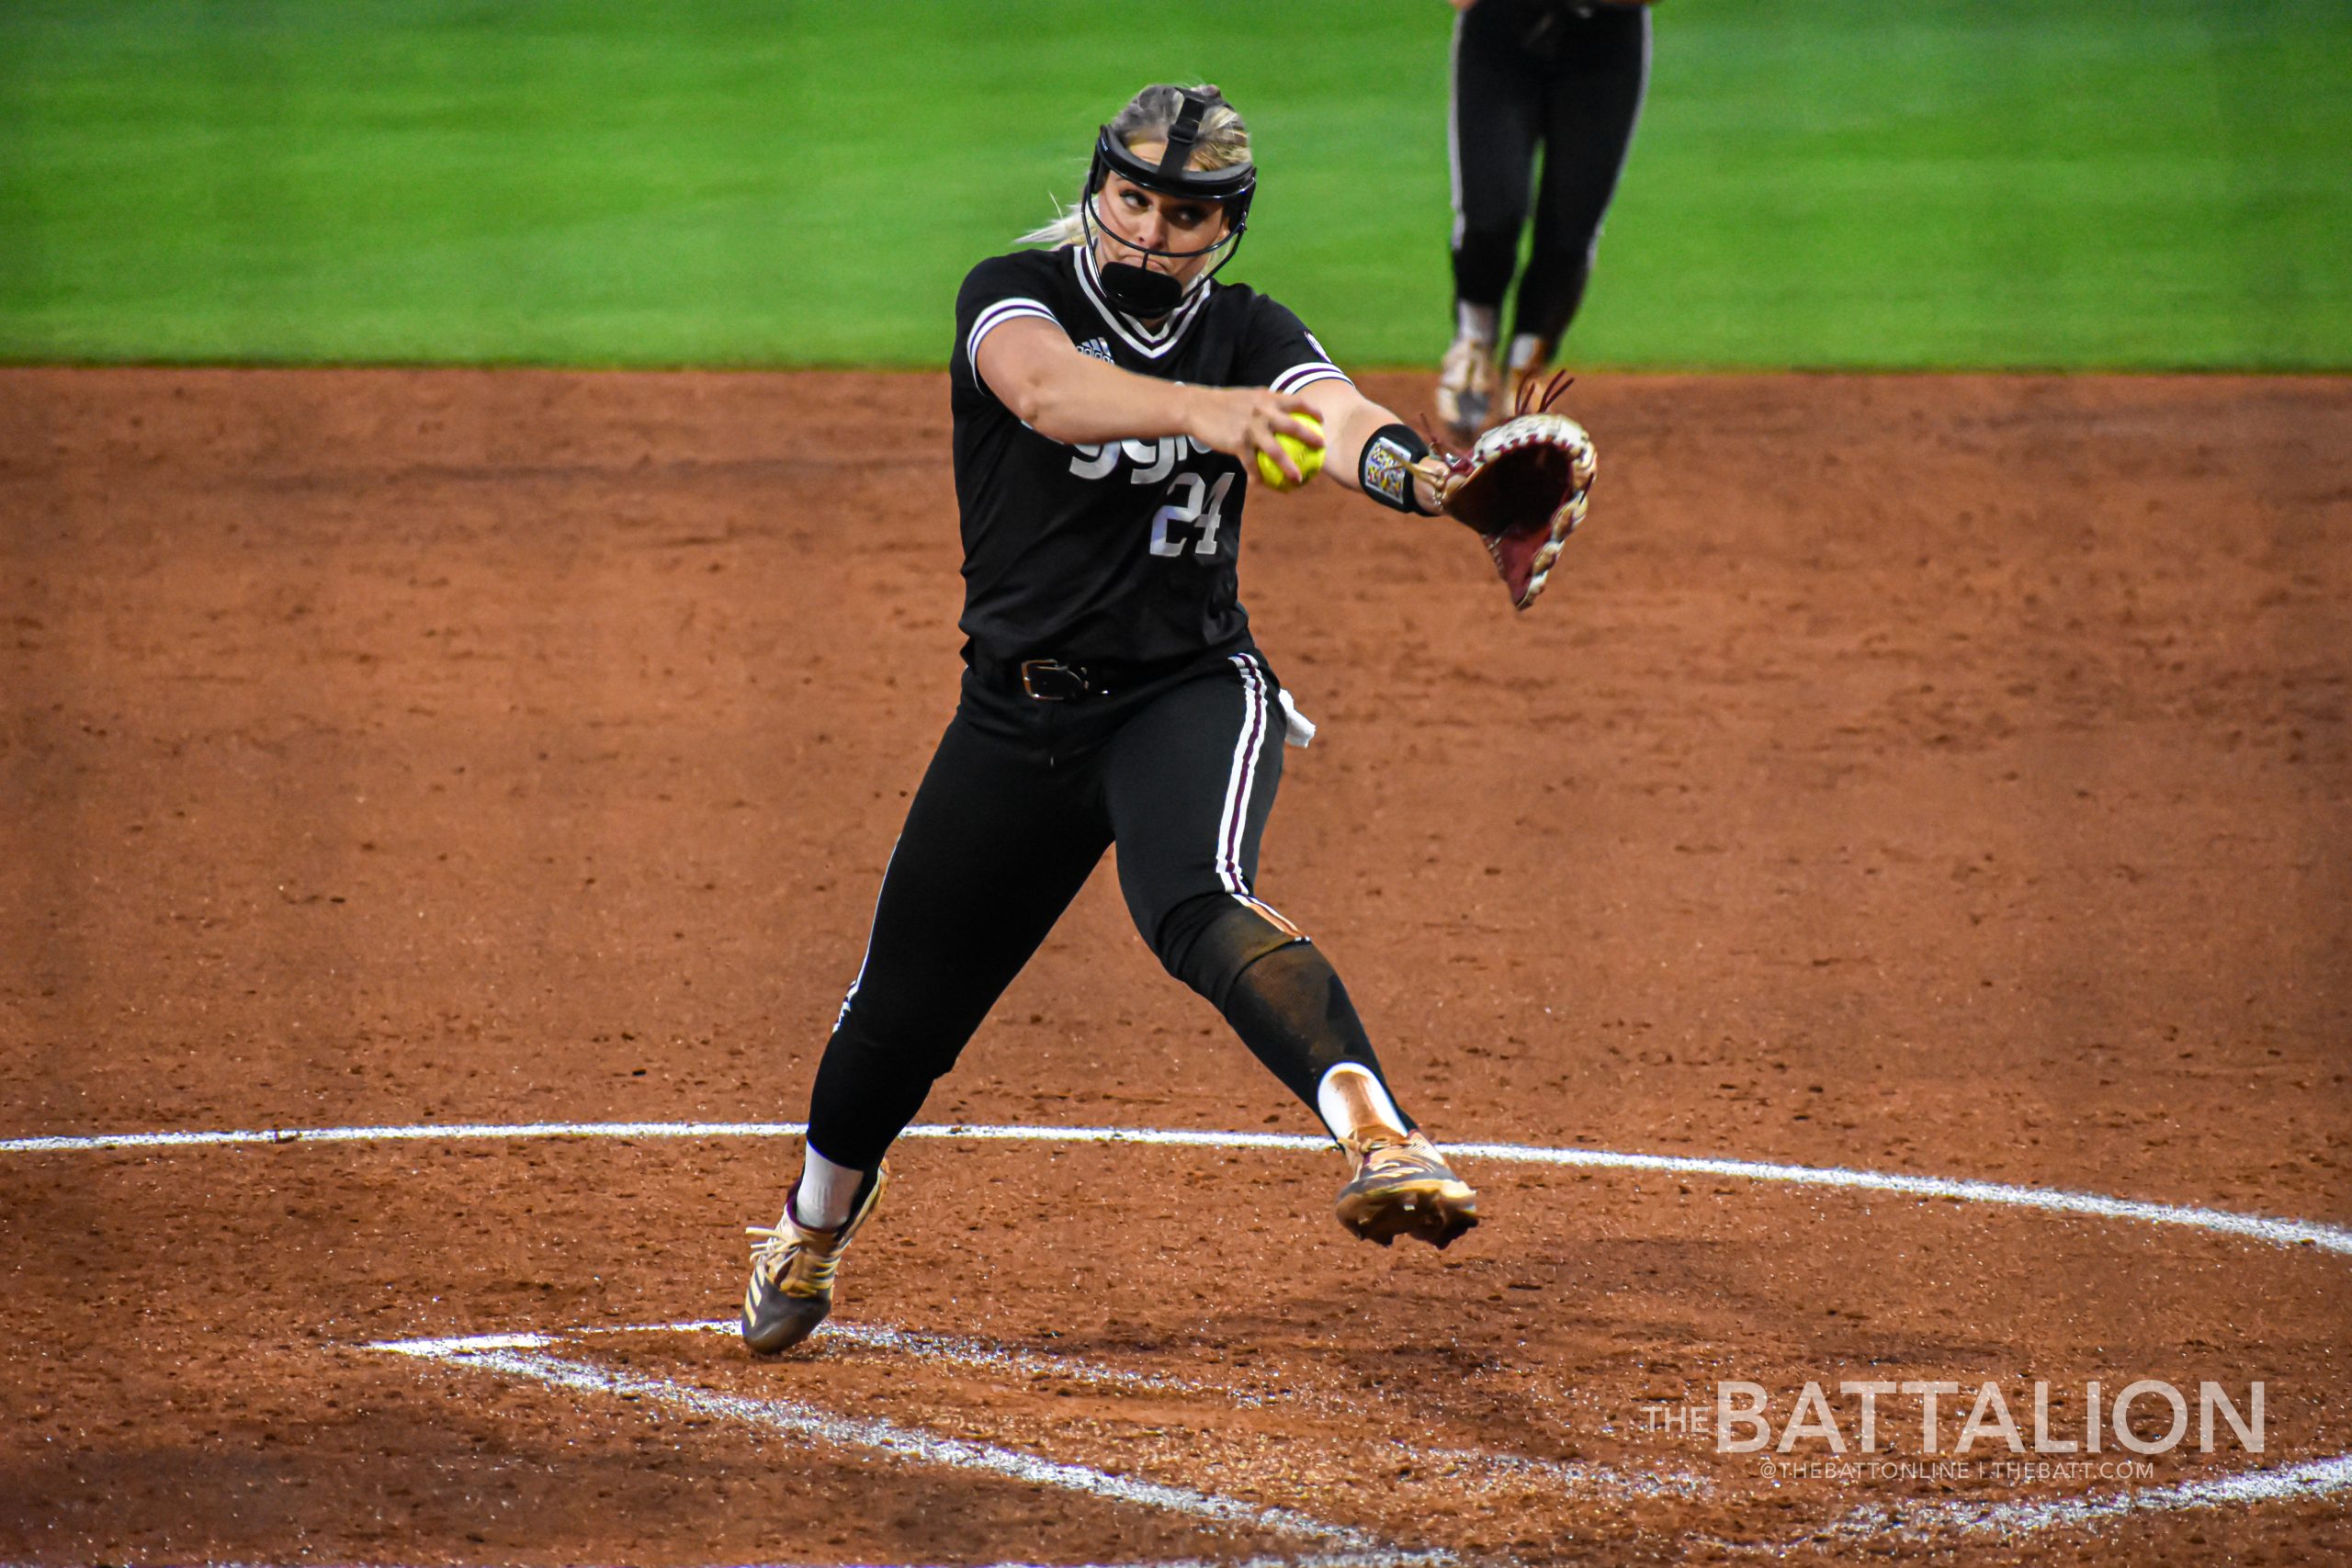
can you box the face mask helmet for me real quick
[1081,87,1256,318]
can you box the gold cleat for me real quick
[1505,339,1557,421]
[1335,1129,1479,1249]
[741,1163,888,1355]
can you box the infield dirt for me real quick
[2,369,2346,1564]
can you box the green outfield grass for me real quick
[1,0,2346,370]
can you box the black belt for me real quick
[973,651,1223,702]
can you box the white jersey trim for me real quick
[1216,654,1272,896]
[833,838,900,1032]
[1447,10,1468,253]
[1072,245,1215,361]
[1271,362,1351,396]
[967,299,1060,398]
[1216,656,1309,940]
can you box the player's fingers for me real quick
[1254,393,1323,455]
[1271,411,1326,449]
[1261,434,1305,484]
[1267,393,1326,444]
[1250,425,1305,483]
[1410,456,1457,513]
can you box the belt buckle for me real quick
[1019,659,1089,701]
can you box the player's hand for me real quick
[1189,388,1326,486]
[1410,455,1462,515]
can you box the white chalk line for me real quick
[584,1316,1193,1393]
[370,1337,1444,1568]
[387,1318,1706,1505]
[1822,1454,2352,1540]
[17,1114,2350,1544]
[9,1115,2349,1256]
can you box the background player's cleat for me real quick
[1505,339,1557,422]
[1507,367,1554,423]
[741,1163,888,1355]
[1435,333,1500,443]
[1335,1130,1479,1248]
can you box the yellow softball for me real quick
[1255,414,1326,491]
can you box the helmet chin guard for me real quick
[1081,86,1254,317]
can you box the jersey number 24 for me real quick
[1068,439,1233,560]
[1148,471,1234,558]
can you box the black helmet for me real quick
[1080,86,1254,315]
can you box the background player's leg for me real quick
[1101,656,1409,1130]
[1440,0,1546,437]
[1508,3,1651,387]
[804,712,1109,1179]
[1449,0,1544,323]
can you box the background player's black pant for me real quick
[1450,0,1649,346]
[806,649,1403,1172]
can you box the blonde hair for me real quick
[1021,84,1252,248]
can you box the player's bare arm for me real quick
[977,314,1327,485]
[1291,377,1454,514]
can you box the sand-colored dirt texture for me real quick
[2,368,2347,1565]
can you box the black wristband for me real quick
[1360,423,1438,515]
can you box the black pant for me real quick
[805,649,1398,1170]
[1450,0,1650,344]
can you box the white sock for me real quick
[1455,302,1498,344]
[790,1145,865,1231]
[1317,1064,1406,1143]
[1507,333,1549,373]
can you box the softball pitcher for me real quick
[742,84,1487,1356]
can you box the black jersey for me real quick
[948,244,1349,667]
